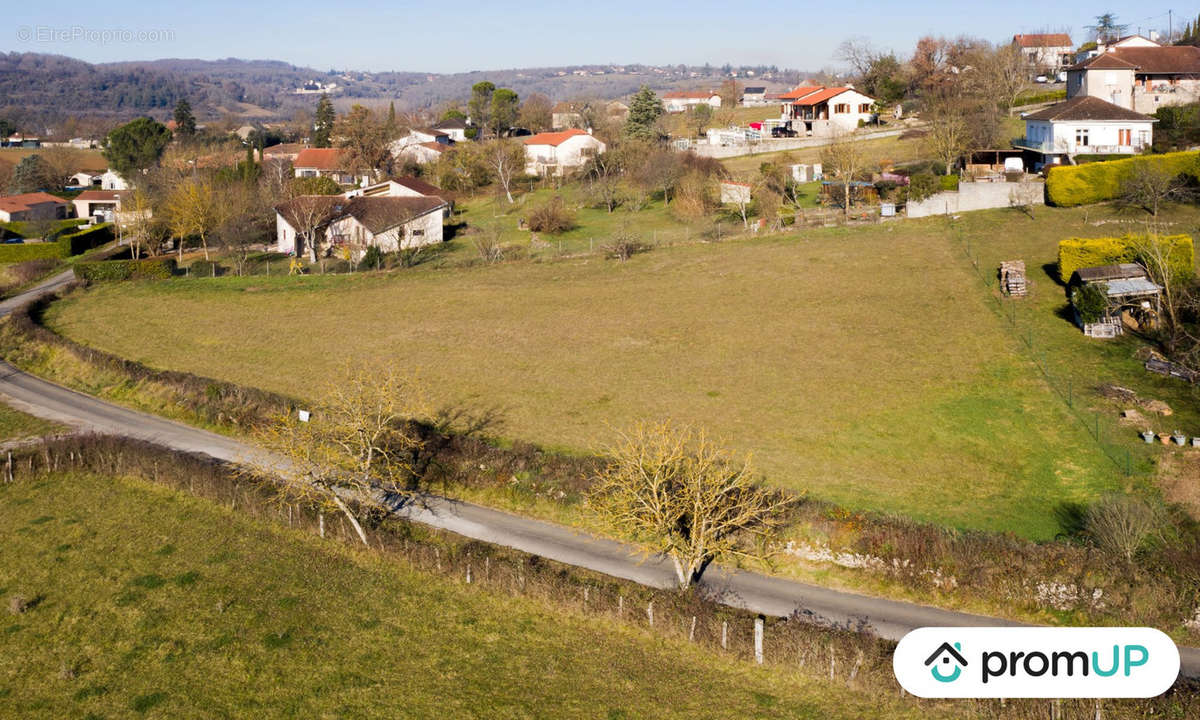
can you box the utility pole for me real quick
[1169,10,1173,42]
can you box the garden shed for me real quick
[1070,263,1162,337]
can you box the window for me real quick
[858,103,872,113]
[834,103,849,114]
[1118,128,1131,146]
[1075,128,1089,147]
[410,229,424,237]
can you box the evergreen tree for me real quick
[173,99,196,136]
[314,94,335,148]
[8,154,55,193]
[468,81,496,136]
[624,86,665,142]
[387,101,397,133]
[489,88,519,137]
[102,117,171,180]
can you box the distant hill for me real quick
[0,53,818,129]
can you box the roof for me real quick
[387,175,456,202]
[411,127,448,138]
[274,195,345,229]
[780,85,822,100]
[552,101,585,113]
[341,196,447,234]
[662,90,717,99]
[742,86,766,94]
[432,117,467,129]
[263,142,308,156]
[415,141,449,153]
[1075,263,1149,283]
[1071,46,1200,73]
[0,192,66,213]
[74,190,121,202]
[792,87,854,106]
[1023,95,1154,122]
[1105,277,1161,296]
[1013,33,1073,48]
[522,129,592,146]
[293,147,346,170]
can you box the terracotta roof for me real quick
[1014,33,1072,48]
[274,195,344,229]
[552,102,584,113]
[779,85,822,100]
[1108,46,1200,74]
[1023,95,1154,122]
[0,192,67,213]
[662,90,717,99]
[1069,53,1139,71]
[74,190,121,202]
[522,129,592,146]
[341,196,446,234]
[415,141,449,153]
[391,175,448,197]
[792,87,853,106]
[293,147,346,170]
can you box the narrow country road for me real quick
[3,269,1198,677]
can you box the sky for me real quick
[0,1,1190,74]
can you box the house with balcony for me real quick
[1066,45,1200,114]
[1015,95,1154,168]
[778,86,876,135]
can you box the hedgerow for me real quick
[75,257,176,283]
[56,223,114,256]
[1045,151,1200,207]
[0,242,65,262]
[1057,234,1193,283]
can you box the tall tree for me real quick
[386,101,398,134]
[624,86,664,143]
[518,93,553,132]
[102,117,171,182]
[489,88,520,137]
[482,138,526,204]
[820,131,869,218]
[1089,13,1128,44]
[336,104,389,183]
[313,94,335,148]
[8,154,56,193]
[172,99,196,137]
[165,176,218,261]
[468,81,496,136]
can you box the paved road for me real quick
[3,269,1198,676]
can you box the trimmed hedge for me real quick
[1046,151,1200,207]
[1057,234,1193,283]
[75,258,176,283]
[0,218,86,239]
[939,175,959,192]
[0,242,65,262]
[1013,88,1067,107]
[57,223,114,256]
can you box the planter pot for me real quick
[1175,435,1188,446]
[1192,437,1200,448]
[1159,433,1173,445]
[1143,431,1157,444]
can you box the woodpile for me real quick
[999,260,1027,297]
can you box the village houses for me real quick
[0,192,68,223]
[778,86,877,134]
[1012,34,1075,73]
[292,147,370,186]
[662,90,722,113]
[1016,95,1155,167]
[521,128,606,176]
[1066,42,1200,114]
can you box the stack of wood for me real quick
[999,260,1027,297]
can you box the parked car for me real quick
[771,126,797,138]
[1035,75,1048,83]
[2,237,24,244]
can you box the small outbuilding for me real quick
[1070,263,1162,337]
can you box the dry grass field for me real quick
[43,203,1200,538]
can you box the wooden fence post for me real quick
[647,601,654,628]
[721,621,728,650]
[689,616,697,642]
[5,451,12,483]
[754,616,764,664]
[617,595,623,618]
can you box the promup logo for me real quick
[894,627,1179,698]
[925,641,967,683]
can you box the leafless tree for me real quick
[589,421,794,589]
[482,138,527,204]
[820,131,869,217]
[1085,495,1165,564]
[921,90,972,175]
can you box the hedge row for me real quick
[1013,88,1066,106]
[1046,151,1200,207]
[0,242,65,262]
[1057,234,1194,283]
[57,223,114,256]
[75,257,176,283]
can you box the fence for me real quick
[952,224,1149,478]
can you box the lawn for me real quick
[0,470,930,719]
[0,403,60,442]
[42,204,1185,539]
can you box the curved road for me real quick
[3,270,1197,675]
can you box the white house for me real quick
[1017,95,1155,166]
[779,86,876,134]
[72,190,121,222]
[431,117,469,142]
[99,169,128,191]
[741,86,768,106]
[274,195,446,259]
[395,141,451,165]
[1012,34,1075,72]
[662,90,721,113]
[389,127,452,156]
[345,176,455,217]
[522,129,606,176]
[67,171,103,187]
[0,192,68,222]
[1066,45,1200,114]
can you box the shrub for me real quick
[939,174,959,192]
[1013,88,1066,106]
[188,260,223,277]
[525,196,576,234]
[75,258,176,283]
[907,173,940,202]
[1045,151,1200,207]
[56,223,113,256]
[1071,282,1109,323]
[602,229,649,262]
[1057,234,1193,283]
[1085,495,1166,562]
[361,245,385,270]
[0,242,64,263]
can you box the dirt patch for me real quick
[1157,451,1200,520]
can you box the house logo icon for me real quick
[925,641,967,683]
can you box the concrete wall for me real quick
[690,127,903,159]
[906,180,1045,219]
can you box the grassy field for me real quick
[0,403,60,442]
[0,147,105,169]
[43,203,1196,538]
[0,470,932,719]
[718,131,928,176]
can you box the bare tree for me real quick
[482,138,526,204]
[1120,159,1189,228]
[255,366,428,546]
[1133,233,1193,352]
[1085,495,1164,563]
[279,195,340,263]
[589,421,794,589]
[922,91,971,175]
[820,131,869,217]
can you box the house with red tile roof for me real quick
[1012,34,1074,72]
[0,192,67,223]
[662,90,721,113]
[778,86,877,135]
[72,190,121,222]
[292,148,370,186]
[521,129,606,176]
